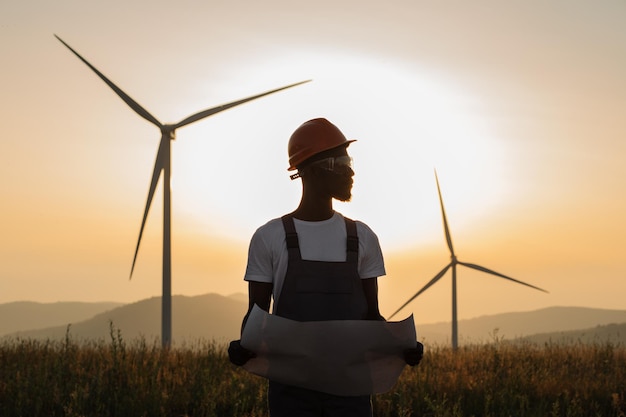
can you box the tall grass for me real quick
[375,340,625,417]
[1,325,624,416]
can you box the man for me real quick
[229,118,423,417]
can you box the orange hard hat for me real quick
[287,118,356,171]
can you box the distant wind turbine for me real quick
[55,35,310,348]
[389,170,548,349]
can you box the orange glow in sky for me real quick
[1,1,625,324]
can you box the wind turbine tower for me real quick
[56,35,310,347]
[389,170,548,349]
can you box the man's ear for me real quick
[299,165,317,180]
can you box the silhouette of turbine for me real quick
[55,35,310,347]
[389,170,548,349]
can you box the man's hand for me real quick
[404,341,424,366]
[228,340,256,366]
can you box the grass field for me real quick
[1,325,624,416]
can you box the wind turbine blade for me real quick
[173,80,312,129]
[54,35,162,128]
[129,139,166,279]
[458,261,549,293]
[434,170,455,257]
[388,263,452,319]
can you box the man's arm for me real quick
[241,281,273,334]
[362,277,423,365]
[229,281,273,367]
[361,277,385,321]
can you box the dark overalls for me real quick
[268,214,373,417]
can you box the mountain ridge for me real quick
[2,296,625,346]
[417,306,626,344]
[3,293,247,345]
[0,301,123,336]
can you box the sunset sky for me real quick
[2,0,625,326]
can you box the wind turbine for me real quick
[55,35,310,347]
[389,170,548,349]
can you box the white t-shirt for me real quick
[244,212,386,308]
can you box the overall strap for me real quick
[281,214,359,261]
[281,215,302,260]
[344,216,359,263]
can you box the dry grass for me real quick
[1,324,624,416]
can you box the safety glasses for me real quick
[311,155,353,172]
[289,156,354,180]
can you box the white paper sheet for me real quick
[240,305,416,396]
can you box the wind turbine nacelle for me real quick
[161,125,176,140]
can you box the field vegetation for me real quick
[1,325,624,417]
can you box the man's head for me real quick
[288,118,356,201]
[287,118,356,173]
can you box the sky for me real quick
[1,0,625,325]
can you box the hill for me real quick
[4,294,247,345]
[514,322,626,345]
[415,306,626,345]
[0,301,122,336]
[3,299,625,347]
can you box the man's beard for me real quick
[334,188,352,202]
